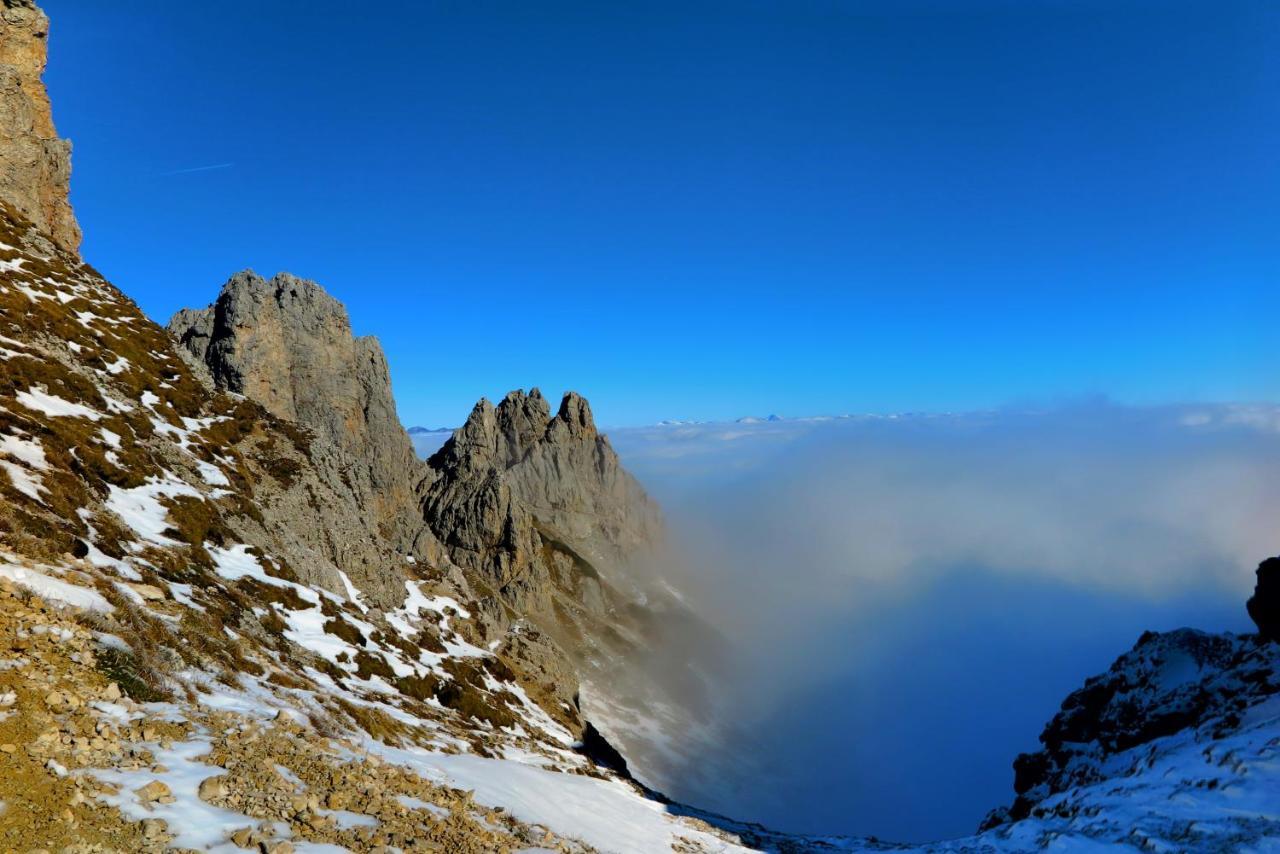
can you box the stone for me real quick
[198,774,228,802]
[126,583,166,602]
[101,682,121,701]
[134,780,171,803]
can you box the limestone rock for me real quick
[135,780,171,803]
[983,627,1280,828]
[420,388,664,655]
[168,270,441,605]
[0,0,79,253]
[168,270,419,531]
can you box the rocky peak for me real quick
[548,390,598,442]
[168,270,422,545]
[0,0,79,253]
[421,387,665,646]
[496,388,551,465]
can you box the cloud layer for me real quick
[602,403,1279,839]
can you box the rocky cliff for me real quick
[167,271,424,554]
[166,268,678,689]
[0,0,77,254]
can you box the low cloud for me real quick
[603,402,1280,838]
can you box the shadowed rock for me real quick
[1247,556,1280,643]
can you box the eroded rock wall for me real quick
[0,0,79,254]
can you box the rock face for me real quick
[0,0,79,254]
[167,277,672,716]
[1247,555,1279,643]
[419,388,665,648]
[168,270,422,549]
[982,626,1280,830]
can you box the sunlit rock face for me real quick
[419,387,674,651]
[168,270,424,552]
[0,0,79,254]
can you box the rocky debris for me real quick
[982,625,1280,829]
[1247,555,1279,643]
[0,0,79,253]
[0,573,589,852]
[197,713,586,853]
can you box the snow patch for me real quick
[15,387,103,421]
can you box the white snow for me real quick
[364,739,755,854]
[1,460,44,501]
[283,606,354,662]
[86,737,255,851]
[396,794,449,818]
[0,559,112,612]
[318,808,379,829]
[105,477,202,546]
[15,387,103,421]
[0,434,47,469]
[386,581,470,639]
[196,460,230,487]
[337,570,369,613]
[209,545,318,604]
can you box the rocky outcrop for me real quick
[0,0,79,254]
[982,624,1280,830]
[419,388,665,649]
[1247,555,1279,643]
[168,271,423,550]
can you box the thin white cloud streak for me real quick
[158,162,234,176]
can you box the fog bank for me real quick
[604,403,1278,840]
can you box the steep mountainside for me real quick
[0,2,1277,851]
[169,272,697,727]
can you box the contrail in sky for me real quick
[158,162,234,176]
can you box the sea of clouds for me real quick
[599,402,1280,840]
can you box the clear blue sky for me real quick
[44,0,1278,428]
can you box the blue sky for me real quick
[44,0,1279,428]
